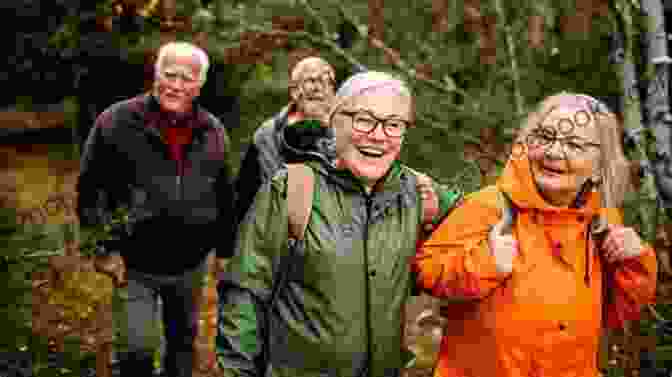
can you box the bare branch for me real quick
[493,0,524,116]
[334,5,474,100]
[297,0,333,40]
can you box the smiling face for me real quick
[526,105,602,207]
[154,51,203,114]
[331,91,412,189]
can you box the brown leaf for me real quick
[463,0,481,33]
[560,13,591,38]
[479,15,497,65]
[462,142,483,161]
[415,63,433,80]
[368,0,385,42]
[432,0,449,33]
[272,15,305,32]
[528,15,545,50]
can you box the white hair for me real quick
[155,41,210,85]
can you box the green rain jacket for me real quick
[217,159,462,377]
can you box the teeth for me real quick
[359,147,384,156]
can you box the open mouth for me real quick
[541,164,565,175]
[358,147,385,158]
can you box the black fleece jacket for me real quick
[77,94,236,275]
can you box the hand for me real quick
[602,224,644,263]
[488,233,518,273]
[416,173,439,230]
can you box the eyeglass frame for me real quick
[335,109,412,138]
[158,67,201,86]
[526,129,602,158]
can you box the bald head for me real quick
[289,56,336,121]
[290,56,335,82]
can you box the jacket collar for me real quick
[307,159,405,196]
[142,93,212,141]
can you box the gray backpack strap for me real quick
[287,163,315,240]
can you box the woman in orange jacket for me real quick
[412,92,658,377]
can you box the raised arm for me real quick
[412,188,515,301]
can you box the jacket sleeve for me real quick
[216,170,289,376]
[233,142,264,227]
[214,124,238,259]
[412,189,514,302]
[77,110,122,229]
[603,209,658,329]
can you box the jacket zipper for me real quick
[176,157,183,200]
[362,195,373,377]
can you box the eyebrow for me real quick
[345,108,408,119]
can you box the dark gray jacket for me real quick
[234,104,335,225]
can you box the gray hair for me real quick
[329,71,414,122]
[155,41,210,85]
[517,92,631,208]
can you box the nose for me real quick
[168,77,187,90]
[305,81,319,93]
[368,122,388,141]
[544,140,565,159]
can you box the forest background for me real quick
[4,0,672,376]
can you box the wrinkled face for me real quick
[331,92,412,188]
[154,52,203,114]
[290,60,335,120]
[526,105,602,206]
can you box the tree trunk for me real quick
[641,0,672,208]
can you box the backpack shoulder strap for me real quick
[492,188,517,237]
[403,166,439,225]
[286,163,315,240]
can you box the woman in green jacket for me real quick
[216,71,462,377]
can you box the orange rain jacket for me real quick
[412,153,657,377]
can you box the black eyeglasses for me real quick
[337,110,411,138]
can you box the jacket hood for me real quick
[496,147,601,216]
